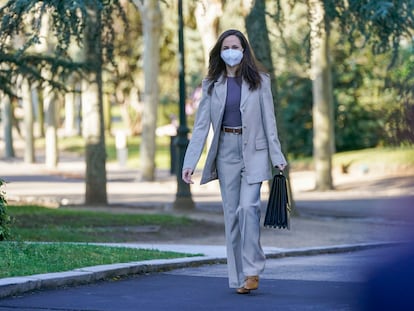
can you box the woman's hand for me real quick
[182,168,194,184]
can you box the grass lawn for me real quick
[58,134,413,172]
[290,146,414,171]
[1,205,205,278]
[55,134,207,169]
[332,146,414,167]
[0,242,197,278]
[57,135,178,169]
[8,205,192,242]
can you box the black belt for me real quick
[222,126,242,134]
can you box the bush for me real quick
[0,179,11,241]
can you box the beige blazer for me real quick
[183,73,287,185]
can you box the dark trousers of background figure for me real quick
[216,131,266,289]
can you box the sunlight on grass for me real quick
[57,134,208,170]
[333,147,414,167]
[8,205,191,242]
[2,205,203,278]
[289,146,414,170]
[0,242,199,278]
[57,134,411,172]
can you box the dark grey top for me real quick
[222,76,242,127]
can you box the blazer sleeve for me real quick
[182,79,212,172]
[260,74,287,167]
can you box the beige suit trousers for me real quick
[216,131,266,288]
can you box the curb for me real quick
[265,242,398,259]
[0,241,398,299]
[0,256,223,299]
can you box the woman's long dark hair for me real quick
[206,29,265,95]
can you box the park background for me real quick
[1,0,413,203]
[0,0,414,286]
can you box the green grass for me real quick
[8,205,191,242]
[54,133,209,170]
[55,135,176,170]
[2,205,202,278]
[0,242,197,278]
[43,132,413,172]
[332,146,414,167]
[290,146,414,170]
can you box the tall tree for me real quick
[20,78,35,163]
[195,0,223,69]
[64,78,80,136]
[38,13,59,167]
[271,0,413,190]
[243,0,296,211]
[1,95,14,158]
[131,0,162,181]
[309,0,334,190]
[82,3,107,204]
[44,84,59,168]
[193,0,223,149]
[0,0,126,204]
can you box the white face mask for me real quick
[220,49,243,67]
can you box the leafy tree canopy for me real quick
[273,0,414,66]
[334,0,414,65]
[0,0,127,97]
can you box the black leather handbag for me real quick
[264,172,290,229]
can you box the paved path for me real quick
[1,246,413,310]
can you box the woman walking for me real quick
[182,29,287,294]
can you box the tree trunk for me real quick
[195,0,222,69]
[194,0,222,149]
[34,13,51,139]
[75,82,82,136]
[1,95,15,158]
[82,4,107,205]
[103,91,112,134]
[64,78,77,136]
[21,78,35,163]
[133,0,162,181]
[309,0,334,190]
[44,85,58,168]
[35,88,45,138]
[244,0,296,213]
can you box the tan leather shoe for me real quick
[244,276,259,290]
[236,287,251,294]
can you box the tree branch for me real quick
[0,0,127,96]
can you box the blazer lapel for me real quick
[213,76,227,123]
[240,79,251,111]
[214,76,227,105]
